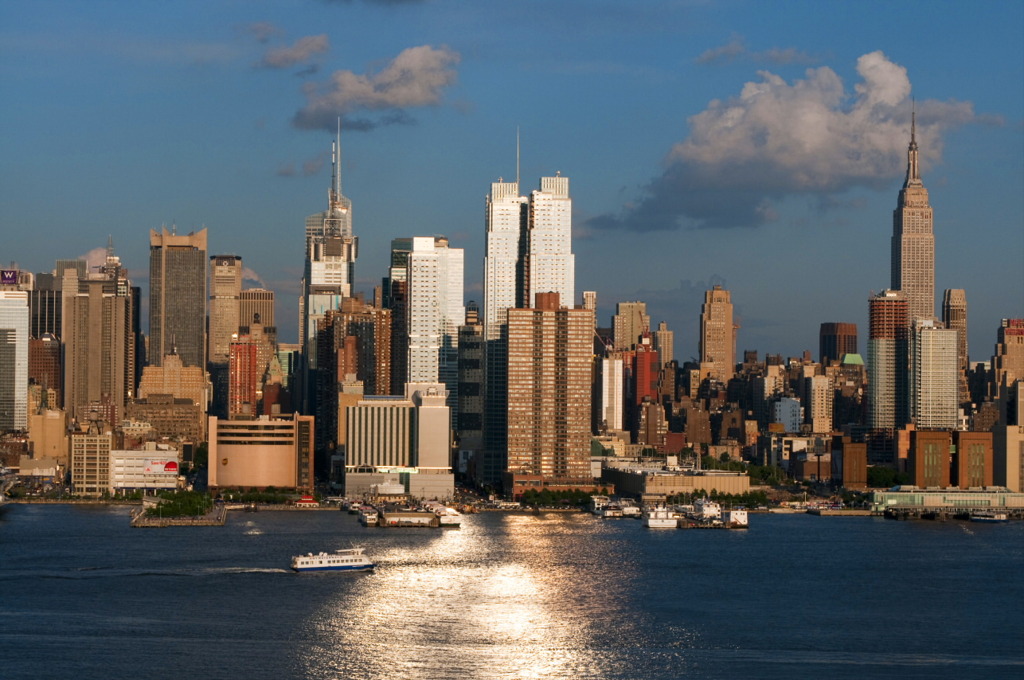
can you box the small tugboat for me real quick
[291,547,375,572]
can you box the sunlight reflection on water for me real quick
[298,512,638,679]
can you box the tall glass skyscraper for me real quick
[149,227,207,368]
[300,127,357,414]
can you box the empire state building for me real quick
[891,113,935,322]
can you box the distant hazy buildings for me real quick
[613,301,649,350]
[891,115,935,323]
[149,228,207,368]
[654,321,674,367]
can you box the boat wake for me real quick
[2,566,292,581]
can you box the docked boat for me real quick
[358,506,379,526]
[424,502,463,527]
[642,505,678,529]
[970,511,1008,523]
[620,501,642,519]
[723,509,749,528]
[291,547,375,572]
[598,503,624,519]
[589,495,610,515]
[691,498,722,521]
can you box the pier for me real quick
[130,504,227,528]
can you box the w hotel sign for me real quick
[0,269,19,286]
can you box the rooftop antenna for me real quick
[106,234,114,258]
[330,117,343,207]
[516,126,520,187]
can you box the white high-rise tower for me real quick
[481,161,576,487]
[407,236,464,423]
[525,174,574,308]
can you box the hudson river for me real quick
[1,504,1022,679]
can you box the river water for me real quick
[1,504,1021,679]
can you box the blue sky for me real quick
[2,0,1021,362]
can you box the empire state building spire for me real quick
[904,110,922,187]
[891,110,935,322]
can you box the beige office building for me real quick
[699,285,736,381]
[209,255,243,365]
[208,413,314,492]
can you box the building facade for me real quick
[62,252,135,426]
[941,289,969,406]
[699,285,736,381]
[208,413,314,491]
[149,228,207,368]
[891,115,935,323]
[868,289,909,429]
[0,290,29,430]
[406,237,464,421]
[819,322,858,366]
[300,132,356,415]
[505,293,593,487]
[612,301,649,351]
[911,319,958,430]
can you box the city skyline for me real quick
[2,1,1022,360]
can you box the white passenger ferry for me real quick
[291,547,375,573]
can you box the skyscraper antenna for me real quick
[335,117,343,200]
[911,99,916,145]
[516,126,520,186]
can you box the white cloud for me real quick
[292,45,460,131]
[259,34,330,69]
[591,51,977,232]
[242,267,265,287]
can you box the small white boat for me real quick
[642,506,677,528]
[291,547,375,572]
[724,509,749,528]
[599,503,624,518]
[970,511,1008,523]
[359,507,379,526]
[620,502,642,519]
[691,498,722,520]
